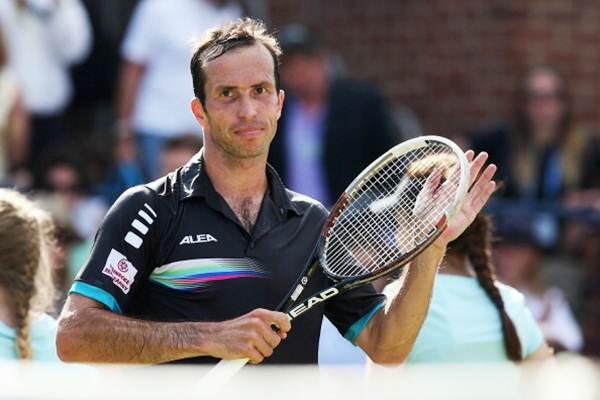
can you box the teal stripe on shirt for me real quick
[69,281,123,314]
[344,301,385,345]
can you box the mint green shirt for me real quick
[0,313,60,361]
[387,275,544,363]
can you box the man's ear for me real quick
[191,98,208,129]
[276,89,285,119]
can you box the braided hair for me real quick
[0,189,56,359]
[447,214,523,362]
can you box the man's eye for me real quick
[255,87,266,95]
[222,89,232,97]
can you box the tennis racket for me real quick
[204,135,470,382]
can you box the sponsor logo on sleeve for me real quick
[102,249,138,294]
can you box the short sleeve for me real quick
[324,283,386,345]
[69,186,161,314]
[499,284,545,357]
[120,0,157,63]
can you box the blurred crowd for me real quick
[0,0,599,362]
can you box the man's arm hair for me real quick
[57,294,292,364]
[57,294,215,363]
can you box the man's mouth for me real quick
[234,125,265,137]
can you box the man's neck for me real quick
[203,147,268,200]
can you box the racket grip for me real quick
[199,358,250,390]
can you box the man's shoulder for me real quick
[285,189,329,217]
[110,173,179,215]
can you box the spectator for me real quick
[159,134,202,176]
[472,66,600,201]
[116,0,241,180]
[0,23,29,188]
[268,25,400,207]
[36,148,108,241]
[0,0,92,170]
[0,188,59,361]
[493,209,584,353]
[95,131,145,207]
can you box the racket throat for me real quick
[286,287,340,320]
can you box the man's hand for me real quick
[437,150,497,245]
[204,308,291,364]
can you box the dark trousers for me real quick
[29,113,66,170]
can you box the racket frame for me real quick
[280,135,470,320]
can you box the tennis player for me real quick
[57,18,497,365]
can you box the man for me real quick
[269,25,401,207]
[57,18,497,365]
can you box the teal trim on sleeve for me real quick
[69,282,123,314]
[344,301,385,345]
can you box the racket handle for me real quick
[198,358,249,391]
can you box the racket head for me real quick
[317,135,470,282]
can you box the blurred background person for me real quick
[33,148,108,288]
[0,24,29,188]
[0,0,92,173]
[116,0,241,180]
[268,24,403,208]
[0,188,59,361]
[493,209,584,353]
[472,66,600,202]
[159,134,203,177]
[383,214,552,363]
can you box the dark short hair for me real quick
[190,18,282,107]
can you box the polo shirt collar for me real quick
[178,149,303,216]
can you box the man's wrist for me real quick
[189,321,219,358]
[431,237,448,253]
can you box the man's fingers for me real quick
[472,164,497,190]
[259,323,282,349]
[246,347,264,365]
[467,151,489,189]
[474,179,497,211]
[269,312,292,333]
[465,149,474,162]
[252,336,274,359]
[467,164,497,212]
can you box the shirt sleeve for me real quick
[120,0,157,63]
[324,282,386,345]
[69,185,162,314]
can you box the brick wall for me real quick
[267,0,600,137]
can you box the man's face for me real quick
[192,44,284,160]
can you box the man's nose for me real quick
[237,95,258,120]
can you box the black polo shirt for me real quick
[70,152,385,364]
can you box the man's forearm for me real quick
[361,243,446,363]
[57,307,215,364]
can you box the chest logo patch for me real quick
[102,249,138,294]
[149,258,268,292]
[179,234,218,245]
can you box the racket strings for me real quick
[322,143,462,279]
[325,167,451,277]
